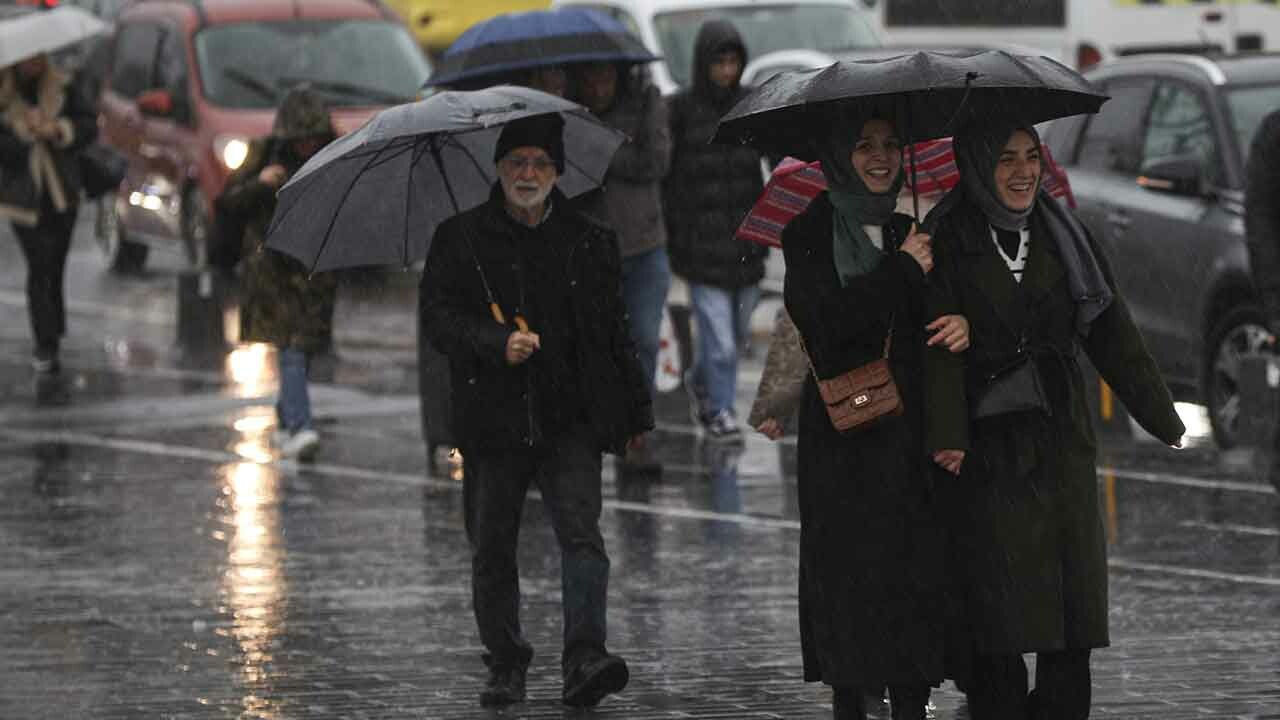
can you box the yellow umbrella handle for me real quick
[489,302,505,324]
[514,315,530,333]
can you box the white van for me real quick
[863,0,1280,70]
[551,0,882,94]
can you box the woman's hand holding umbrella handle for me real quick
[900,224,933,274]
[926,314,970,353]
[505,330,540,366]
[932,449,965,475]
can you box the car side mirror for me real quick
[136,88,174,117]
[1137,154,1205,197]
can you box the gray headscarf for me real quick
[929,123,1114,335]
[816,116,905,286]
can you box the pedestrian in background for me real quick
[1247,109,1280,345]
[576,59,671,469]
[419,114,653,709]
[664,19,767,441]
[0,52,97,385]
[217,88,337,461]
[925,123,1184,719]
[782,112,969,720]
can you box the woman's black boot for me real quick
[832,686,868,720]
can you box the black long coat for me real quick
[782,195,952,689]
[927,196,1184,660]
[420,185,654,455]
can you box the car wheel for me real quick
[181,187,212,269]
[1204,306,1271,449]
[95,192,148,273]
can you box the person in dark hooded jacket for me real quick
[217,88,337,461]
[664,20,767,440]
[0,53,97,381]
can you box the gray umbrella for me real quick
[266,85,625,272]
[0,6,110,68]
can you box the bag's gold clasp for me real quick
[853,393,870,407]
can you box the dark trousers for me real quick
[463,424,609,674]
[833,685,930,720]
[967,650,1092,720]
[12,211,76,353]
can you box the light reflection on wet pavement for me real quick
[0,227,1277,718]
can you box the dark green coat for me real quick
[782,197,954,689]
[927,196,1184,660]
[218,138,337,352]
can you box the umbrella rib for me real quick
[310,140,397,274]
[403,137,432,269]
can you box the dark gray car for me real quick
[1045,53,1280,447]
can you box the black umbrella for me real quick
[713,50,1107,217]
[265,86,625,273]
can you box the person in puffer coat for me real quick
[0,53,97,380]
[664,19,767,440]
[217,88,337,460]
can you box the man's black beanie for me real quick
[493,113,566,174]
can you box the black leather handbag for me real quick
[78,143,128,200]
[971,355,1050,419]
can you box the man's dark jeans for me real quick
[463,423,609,674]
[12,211,76,354]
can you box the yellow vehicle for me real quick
[385,0,550,54]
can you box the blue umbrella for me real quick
[425,7,657,88]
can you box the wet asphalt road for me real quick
[0,215,1277,719]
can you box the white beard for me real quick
[502,180,552,211]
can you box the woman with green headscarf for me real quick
[780,112,971,720]
[924,124,1183,719]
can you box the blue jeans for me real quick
[620,246,671,399]
[689,283,760,416]
[276,348,313,433]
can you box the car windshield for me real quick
[1226,84,1280,158]
[196,20,431,109]
[653,4,879,88]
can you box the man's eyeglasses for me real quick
[501,156,556,174]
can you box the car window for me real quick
[155,28,187,94]
[1076,78,1154,175]
[653,4,879,88]
[1141,82,1219,182]
[195,20,431,109]
[110,22,162,99]
[1226,84,1280,159]
[573,4,642,37]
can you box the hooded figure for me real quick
[781,112,968,719]
[923,124,1183,717]
[663,19,766,290]
[217,87,339,459]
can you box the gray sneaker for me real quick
[705,409,743,442]
[279,429,320,461]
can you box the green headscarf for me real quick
[816,116,905,286]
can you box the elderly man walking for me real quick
[419,113,654,708]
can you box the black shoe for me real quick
[478,664,526,707]
[562,653,628,707]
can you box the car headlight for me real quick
[213,134,251,171]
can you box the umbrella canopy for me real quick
[736,140,1076,248]
[0,6,109,69]
[266,85,625,272]
[713,50,1107,161]
[426,7,657,88]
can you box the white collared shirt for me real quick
[864,225,884,251]
[990,226,1031,283]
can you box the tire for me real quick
[95,193,148,273]
[1204,305,1271,449]
[181,187,212,269]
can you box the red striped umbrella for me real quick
[736,138,1075,248]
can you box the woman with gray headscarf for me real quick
[924,124,1184,719]
[780,111,970,720]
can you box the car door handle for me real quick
[1106,211,1131,229]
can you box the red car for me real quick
[94,0,431,271]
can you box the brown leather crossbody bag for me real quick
[801,325,903,434]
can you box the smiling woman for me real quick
[195,19,431,109]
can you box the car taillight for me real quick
[1077,44,1102,72]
